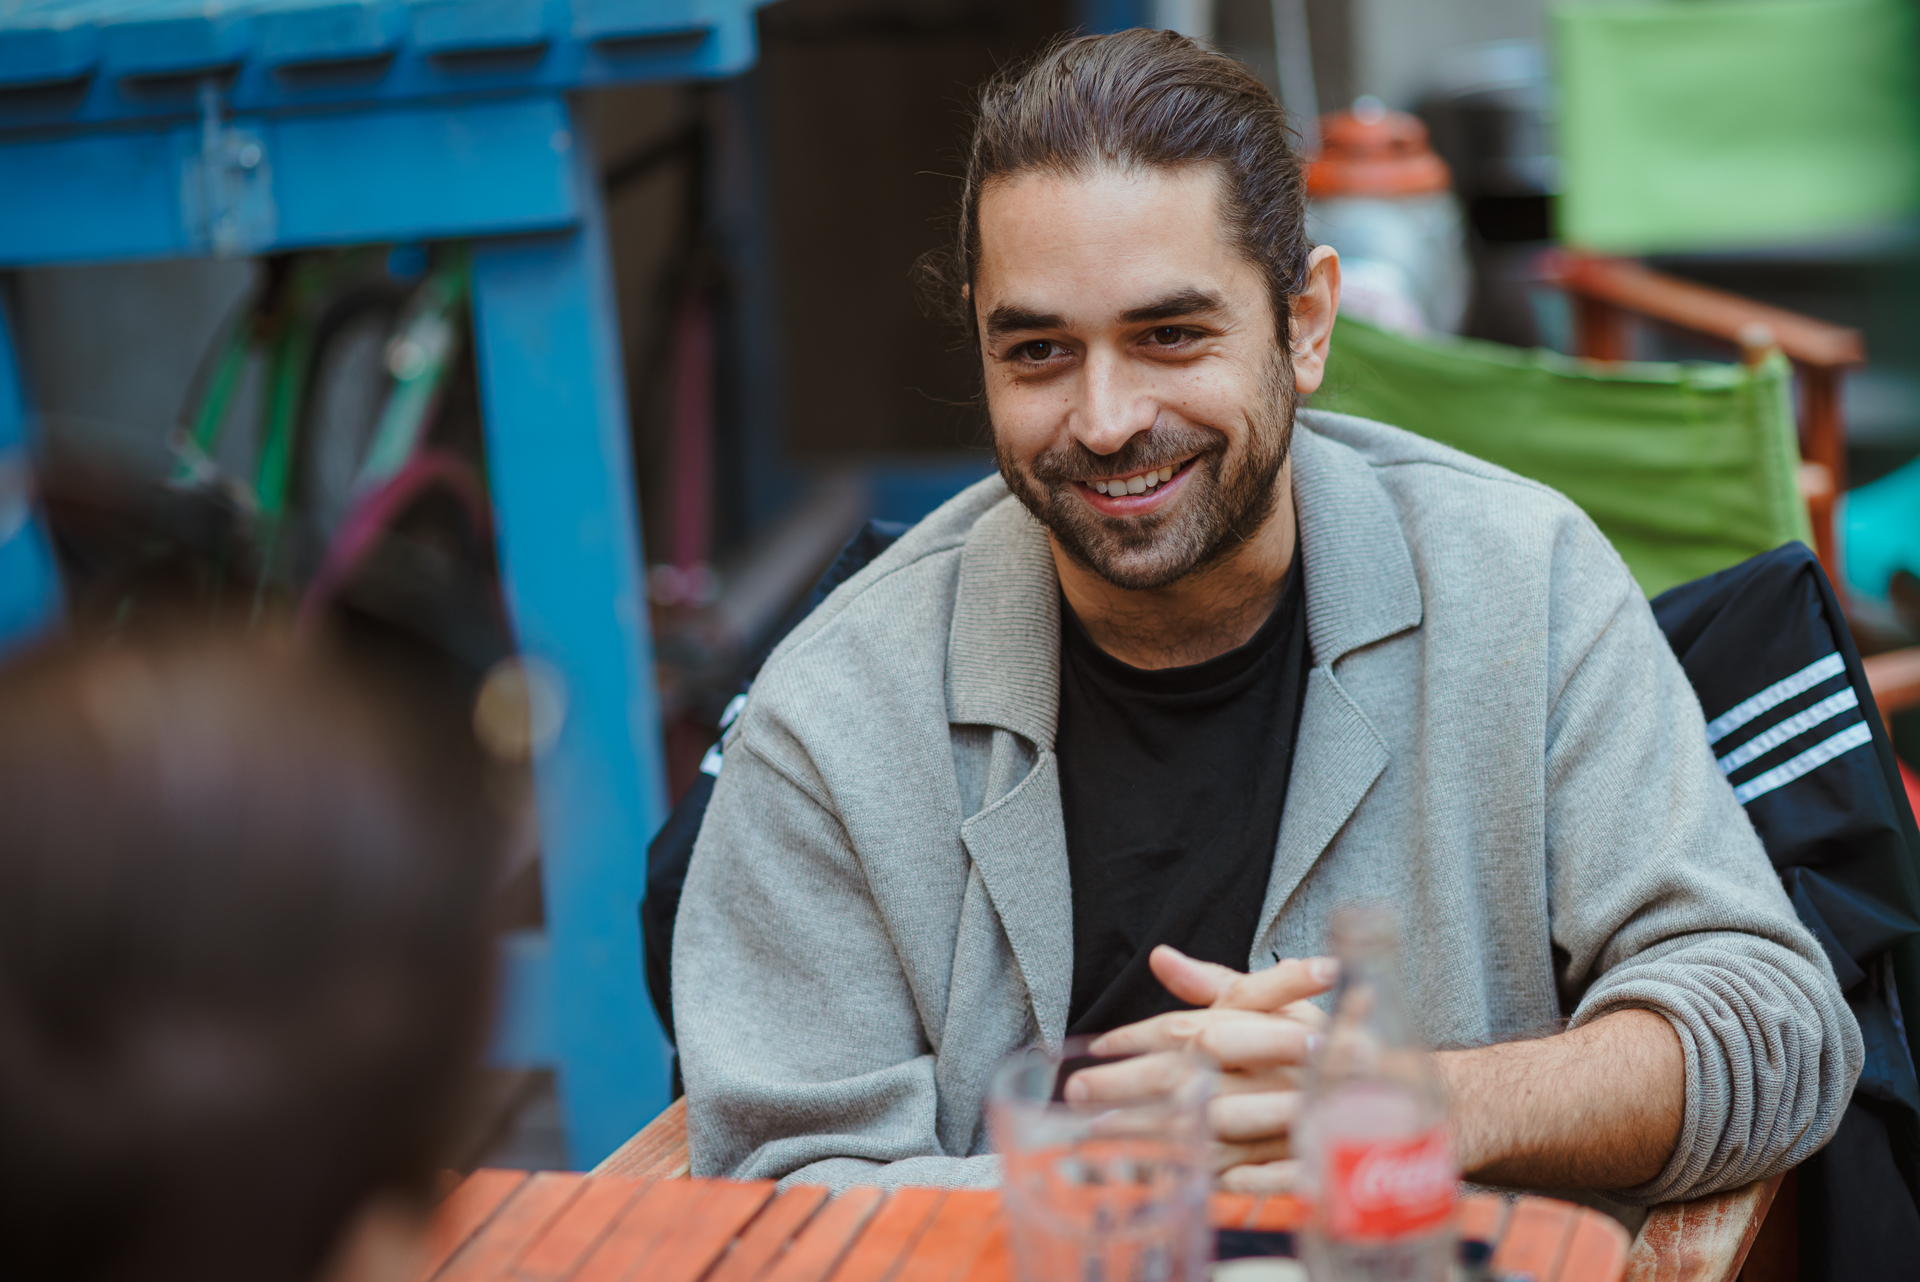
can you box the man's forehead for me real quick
[973,164,1252,324]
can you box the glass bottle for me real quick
[1295,904,1458,1282]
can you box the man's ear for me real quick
[1288,245,1341,397]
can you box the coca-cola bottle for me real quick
[1295,904,1458,1282]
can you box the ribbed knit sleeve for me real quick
[1544,530,1862,1203]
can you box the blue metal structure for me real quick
[0,0,772,1166]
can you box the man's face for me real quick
[974,163,1293,591]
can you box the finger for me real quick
[1061,1049,1194,1104]
[1148,945,1244,1007]
[1213,956,1339,1013]
[1089,1006,1274,1057]
[1209,1066,1308,1096]
[1278,998,1329,1031]
[1219,1160,1303,1194]
[1208,1090,1302,1143]
[1195,1017,1322,1070]
[1212,1138,1295,1172]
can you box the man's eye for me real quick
[1016,340,1058,362]
[1148,327,1190,346]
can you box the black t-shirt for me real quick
[1058,563,1310,1035]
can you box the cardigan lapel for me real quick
[948,495,1072,1044]
[1251,415,1424,954]
[960,752,1073,1046]
[947,495,1061,746]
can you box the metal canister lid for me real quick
[1306,98,1453,199]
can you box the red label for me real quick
[1324,1126,1456,1239]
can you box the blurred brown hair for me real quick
[921,29,1312,345]
[0,623,498,1282]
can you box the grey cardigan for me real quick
[673,410,1861,1203]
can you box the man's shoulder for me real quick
[1296,408,1637,643]
[770,472,1011,661]
[1301,408,1623,567]
[1300,407,1581,518]
[735,473,1016,744]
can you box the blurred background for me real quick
[1,0,1916,1174]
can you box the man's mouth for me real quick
[1076,456,1197,508]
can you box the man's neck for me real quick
[1052,458,1298,670]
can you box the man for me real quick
[674,30,1860,1202]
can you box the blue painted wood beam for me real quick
[1075,0,1153,34]
[0,294,66,650]
[0,95,579,266]
[0,0,762,128]
[469,102,671,1166]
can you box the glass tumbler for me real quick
[988,1036,1218,1282]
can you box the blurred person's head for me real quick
[0,625,497,1282]
[926,30,1341,591]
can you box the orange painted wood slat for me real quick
[420,1169,530,1279]
[1209,1193,1260,1230]
[436,1172,587,1282]
[760,1187,888,1282]
[957,1224,1008,1282]
[638,1179,780,1282]
[1557,1209,1632,1282]
[703,1184,834,1282]
[824,1188,947,1282]
[1624,1175,1782,1282]
[1456,1193,1507,1246]
[1244,1195,1307,1232]
[892,1191,1002,1282]
[592,1098,690,1181]
[1491,1197,1576,1282]
[569,1176,713,1282]
[512,1176,652,1282]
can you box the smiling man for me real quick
[672,31,1859,1203]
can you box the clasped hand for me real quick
[1062,945,1337,1192]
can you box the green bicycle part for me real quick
[354,249,471,493]
[171,309,253,487]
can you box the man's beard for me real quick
[993,355,1295,591]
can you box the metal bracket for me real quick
[181,79,278,256]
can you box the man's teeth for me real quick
[1092,465,1177,496]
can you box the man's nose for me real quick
[1073,348,1158,457]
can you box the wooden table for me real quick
[422,1169,1631,1282]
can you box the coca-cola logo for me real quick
[1346,1134,1455,1210]
[1326,1126,1456,1238]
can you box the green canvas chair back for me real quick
[1552,0,1920,253]
[1311,316,1811,598]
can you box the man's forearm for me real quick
[1436,1007,1684,1191]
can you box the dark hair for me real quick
[924,29,1311,343]
[0,625,497,1282]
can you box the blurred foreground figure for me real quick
[0,626,496,1282]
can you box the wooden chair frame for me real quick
[1542,251,1862,582]
[1546,251,1920,728]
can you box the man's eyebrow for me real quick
[1120,288,1226,324]
[984,304,1065,340]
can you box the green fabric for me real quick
[1311,316,1812,598]
[1552,0,1920,253]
